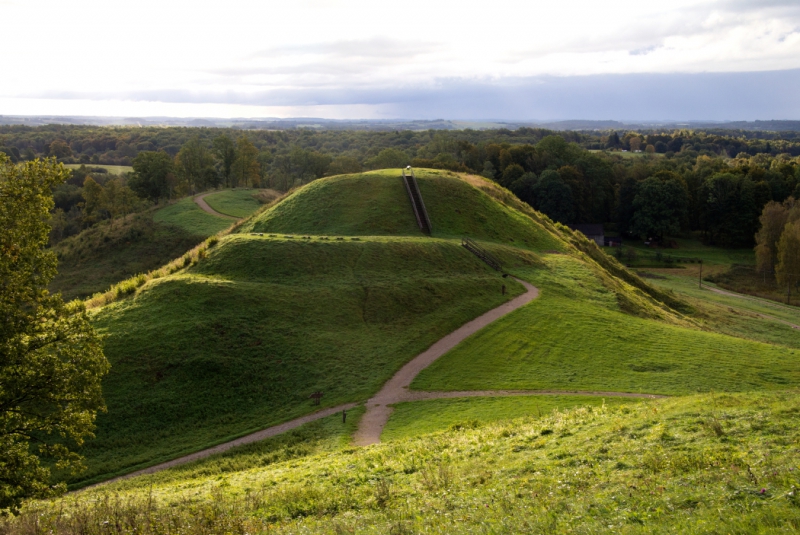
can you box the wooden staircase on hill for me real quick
[462,237,504,272]
[402,168,432,235]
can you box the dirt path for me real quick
[194,192,240,220]
[354,278,541,446]
[87,276,662,487]
[90,402,359,488]
[704,286,800,329]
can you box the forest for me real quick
[2,125,800,256]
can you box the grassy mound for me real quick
[50,192,271,301]
[13,392,800,533]
[241,169,563,250]
[76,236,519,485]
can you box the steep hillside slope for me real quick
[77,236,524,485]
[50,193,252,301]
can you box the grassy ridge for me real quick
[76,237,521,485]
[203,189,263,218]
[51,215,206,301]
[63,169,796,494]
[51,193,254,301]
[12,392,800,533]
[412,256,800,395]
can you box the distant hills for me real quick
[2,115,800,132]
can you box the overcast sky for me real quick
[2,0,799,120]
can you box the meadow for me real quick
[50,213,207,301]
[152,196,235,235]
[22,167,800,535]
[381,395,639,441]
[412,254,800,395]
[51,194,244,300]
[63,164,133,175]
[8,391,800,533]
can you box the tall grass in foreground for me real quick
[5,392,800,533]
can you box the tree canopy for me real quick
[130,151,174,202]
[0,155,109,511]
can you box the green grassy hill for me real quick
[241,169,563,250]
[76,236,522,485]
[48,168,800,504]
[11,392,800,533]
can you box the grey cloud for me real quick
[721,0,800,12]
[33,69,800,121]
[511,1,800,61]
[629,45,659,56]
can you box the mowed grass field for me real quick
[605,237,755,267]
[640,271,800,345]
[382,395,640,441]
[203,189,264,218]
[14,392,800,533]
[411,254,800,396]
[64,164,133,175]
[77,236,520,486]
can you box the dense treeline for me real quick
[4,125,800,248]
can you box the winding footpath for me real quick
[353,278,664,445]
[90,276,663,487]
[194,192,240,220]
[354,277,540,445]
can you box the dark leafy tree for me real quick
[699,173,761,246]
[129,151,173,202]
[365,148,409,169]
[510,172,538,206]
[48,140,72,159]
[176,137,218,191]
[212,135,236,187]
[531,170,575,224]
[328,155,362,175]
[630,175,688,241]
[499,163,524,188]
